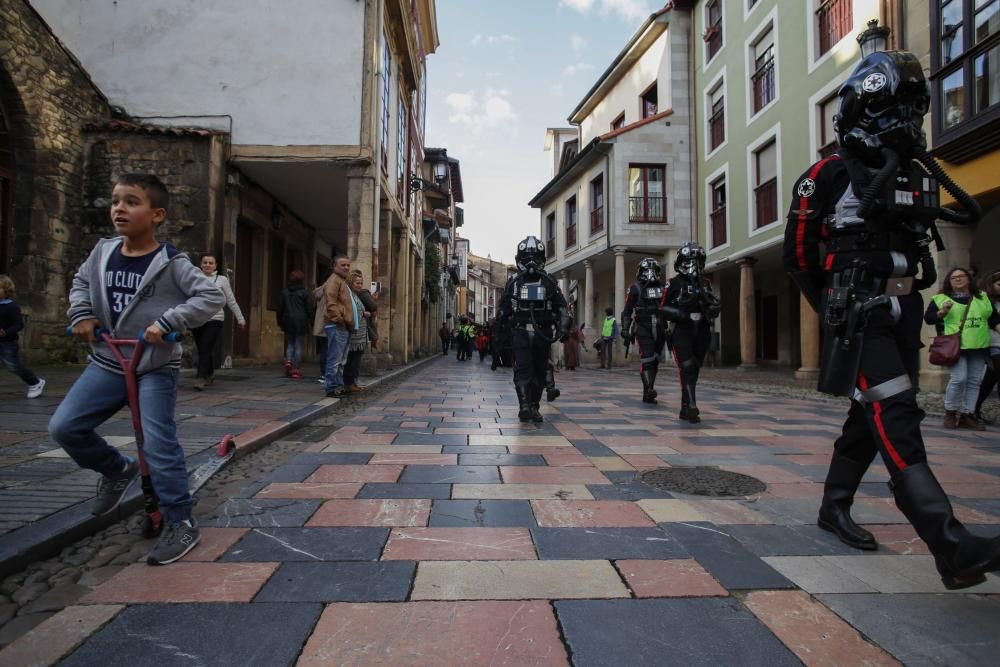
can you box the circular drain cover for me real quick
[638,467,767,497]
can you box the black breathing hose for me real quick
[856,148,901,219]
[914,149,983,224]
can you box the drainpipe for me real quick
[372,0,385,268]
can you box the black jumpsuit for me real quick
[495,271,567,415]
[622,280,667,401]
[663,274,718,420]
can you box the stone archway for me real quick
[0,69,34,276]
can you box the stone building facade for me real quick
[0,0,109,361]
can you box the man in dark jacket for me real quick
[278,270,315,379]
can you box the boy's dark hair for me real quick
[116,173,170,211]
[981,269,1000,299]
[288,269,305,286]
[605,307,613,316]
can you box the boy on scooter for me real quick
[50,173,224,565]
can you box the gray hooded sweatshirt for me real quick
[68,237,225,375]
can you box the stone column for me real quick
[738,257,757,368]
[583,259,594,331]
[795,293,820,380]
[614,247,627,365]
[346,166,376,285]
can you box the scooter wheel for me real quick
[140,514,163,539]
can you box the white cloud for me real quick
[550,83,566,98]
[445,89,518,129]
[563,63,595,76]
[471,33,518,46]
[559,0,653,21]
[571,34,588,53]
[470,33,482,46]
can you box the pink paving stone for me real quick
[783,454,834,466]
[506,445,571,455]
[553,421,592,440]
[501,466,609,485]
[616,559,728,597]
[933,466,1000,485]
[81,563,278,604]
[761,483,825,499]
[0,604,124,666]
[305,464,404,483]
[744,590,901,667]
[304,442,327,452]
[368,453,458,465]
[307,499,432,527]
[353,415,385,422]
[937,482,1000,498]
[866,524,931,555]
[321,431,397,445]
[297,601,568,667]
[685,500,773,525]
[435,427,500,435]
[234,421,287,450]
[542,450,594,467]
[400,421,429,428]
[255,482,362,499]
[619,454,667,468]
[530,500,655,527]
[381,527,537,560]
[182,528,249,561]
[721,465,812,484]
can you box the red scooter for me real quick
[69,327,235,537]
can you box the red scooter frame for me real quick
[71,327,235,537]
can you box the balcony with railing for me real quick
[629,196,667,224]
[590,207,604,234]
[817,0,852,56]
[711,205,727,247]
[709,106,725,150]
[754,178,778,229]
[566,221,577,248]
[751,57,775,114]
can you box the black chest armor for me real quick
[510,274,557,326]
[636,281,665,314]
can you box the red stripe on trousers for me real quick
[859,374,908,471]
[796,155,839,271]
[824,253,836,271]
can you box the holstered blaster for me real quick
[817,260,867,397]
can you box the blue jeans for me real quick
[49,364,192,523]
[285,334,304,367]
[945,349,988,413]
[324,325,350,393]
[0,341,39,385]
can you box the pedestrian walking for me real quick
[974,270,1000,424]
[312,281,327,384]
[0,275,46,398]
[475,328,489,362]
[455,316,469,361]
[191,253,245,390]
[562,318,581,371]
[925,267,1000,430]
[343,270,374,393]
[52,173,224,564]
[277,270,315,380]
[322,255,355,397]
[599,307,618,368]
[439,322,451,355]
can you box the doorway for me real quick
[233,220,253,357]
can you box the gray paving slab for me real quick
[726,523,876,556]
[393,433,468,446]
[287,452,373,466]
[259,464,319,483]
[531,527,687,560]
[658,522,795,590]
[356,483,452,499]
[761,556,880,593]
[254,561,414,602]
[220,527,388,562]
[60,602,322,667]
[198,498,321,527]
[818,593,1000,666]
[441,445,508,454]
[428,499,537,527]
[398,465,501,484]
[750,497,905,526]
[587,482,675,501]
[568,440,618,456]
[555,598,801,667]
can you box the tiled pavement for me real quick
[3,357,1000,666]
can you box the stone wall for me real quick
[0,0,110,362]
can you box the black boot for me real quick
[640,369,657,404]
[683,382,700,424]
[818,454,878,550]
[529,385,544,423]
[515,384,532,423]
[545,366,560,402]
[891,462,1000,590]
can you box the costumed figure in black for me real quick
[783,22,1000,590]
[493,236,569,423]
[662,243,721,423]
[622,258,668,404]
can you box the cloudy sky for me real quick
[425,0,662,265]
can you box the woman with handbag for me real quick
[924,268,1000,429]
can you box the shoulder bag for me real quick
[928,299,971,367]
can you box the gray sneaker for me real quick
[147,518,200,565]
[91,457,139,516]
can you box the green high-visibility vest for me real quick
[602,316,616,337]
[931,293,992,349]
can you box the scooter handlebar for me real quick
[66,326,181,343]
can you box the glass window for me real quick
[942,0,965,64]
[641,84,658,119]
[942,67,967,128]
[976,0,999,43]
[756,141,777,185]
[975,42,1000,110]
[381,33,392,172]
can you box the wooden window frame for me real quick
[628,164,668,224]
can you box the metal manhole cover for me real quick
[638,467,767,497]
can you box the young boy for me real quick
[0,275,46,398]
[49,173,224,565]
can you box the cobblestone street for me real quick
[0,356,997,665]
